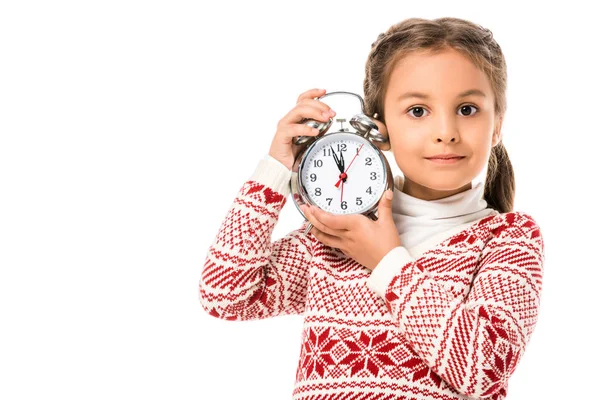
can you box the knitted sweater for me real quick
[199,155,545,400]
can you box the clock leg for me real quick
[367,210,379,221]
[303,222,313,235]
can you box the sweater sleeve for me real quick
[198,154,313,321]
[365,212,544,398]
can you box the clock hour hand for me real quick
[335,144,363,188]
[329,145,343,173]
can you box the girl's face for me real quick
[383,48,502,200]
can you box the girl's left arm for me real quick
[366,211,544,398]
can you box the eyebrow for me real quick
[397,89,487,101]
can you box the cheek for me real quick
[466,128,494,156]
[460,133,493,173]
[470,145,493,169]
[387,118,425,149]
[390,140,423,173]
[389,129,421,157]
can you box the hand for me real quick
[268,88,336,170]
[300,189,401,271]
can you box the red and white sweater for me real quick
[199,156,545,400]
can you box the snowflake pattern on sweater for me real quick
[199,162,544,400]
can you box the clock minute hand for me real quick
[329,145,343,173]
[335,144,364,188]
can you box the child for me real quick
[199,17,544,400]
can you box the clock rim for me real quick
[289,131,394,219]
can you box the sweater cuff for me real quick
[249,154,293,198]
[366,246,415,298]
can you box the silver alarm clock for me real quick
[289,91,394,235]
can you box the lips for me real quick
[426,155,466,165]
[426,154,465,159]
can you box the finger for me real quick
[309,226,345,250]
[280,103,335,126]
[308,206,352,231]
[302,205,346,237]
[376,189,394,223]
[283,124,321,143]
[297,88,326,103]
[297,98,337,120]
[372,118,391,151]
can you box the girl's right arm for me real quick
[198,89,336,321]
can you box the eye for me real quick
[458,104,479,116]
[407,106,429,118]
[406,104,479,119]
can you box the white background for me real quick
[1,1,598,399]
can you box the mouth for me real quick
[425,156,466,164]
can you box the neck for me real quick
[401,177,472,201]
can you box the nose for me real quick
[433,113,459,143]
[436,135,457,143]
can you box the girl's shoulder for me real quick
[480,210,544,251]
[478,210,541,231]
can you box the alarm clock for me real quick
[289,91,394,235]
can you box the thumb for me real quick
[377,189,394,222]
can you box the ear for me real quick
[372,116,391,151]
[492,115,503,147]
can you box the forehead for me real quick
[385,48,492,100]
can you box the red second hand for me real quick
[335,144,364,188]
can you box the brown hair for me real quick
[363,17,515,213]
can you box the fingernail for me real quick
[385,189,393,200]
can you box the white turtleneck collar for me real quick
[390,174,499,250]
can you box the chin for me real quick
[401,161,475,191]
[418,175,473,192]
[426,182,465,192]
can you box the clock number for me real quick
[337,143,347,152]
[365,157,372,166]
[315,188,321,196]
[356,197,362,206]
[326,198,332,206]
[322,148,332,157]
[370,172,377,180]
[310,173,317,182]
[341,201,347,210]
[366,186,372,194]
[314,159,323,168]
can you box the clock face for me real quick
[300,132,387,214]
